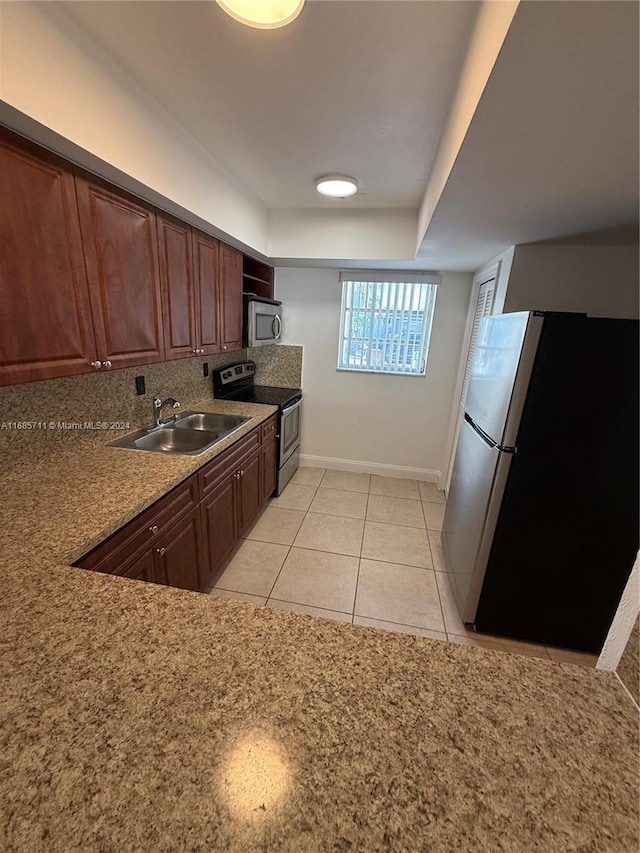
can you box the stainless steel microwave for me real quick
[243,294,282,348]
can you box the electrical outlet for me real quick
[203,362,209,377]
[135,375,146,395]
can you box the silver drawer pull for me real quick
[149,525,158,534]
[156,547,166,556]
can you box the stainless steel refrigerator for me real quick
[442,311,639,653]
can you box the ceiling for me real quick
[56,0,479,210]
[44,1,640,269]
[417,0,640,269]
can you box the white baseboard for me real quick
[299,454,440,484]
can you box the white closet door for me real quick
[443,277,496,494]
[459,278,495,411]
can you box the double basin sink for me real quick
[108,412,250,456]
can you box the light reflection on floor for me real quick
[219,731,293,822]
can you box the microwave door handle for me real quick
[272,314,282,340]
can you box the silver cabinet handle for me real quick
[90,361,102,369]
[222,345,227,350]
[149,525,158,534]
[240,469,244,477]
[103,360,112,369]
[192,349,198,354]
[200,348,206,354]
[156,547,166,556]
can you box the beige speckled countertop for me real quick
[1,399,638,852]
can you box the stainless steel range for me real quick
[212,361,302,495]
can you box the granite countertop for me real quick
[1,399,638,851]
[0,398,278,566]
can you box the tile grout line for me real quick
[264,471,324,605]
[433,566,449,638]
[350,473,371,623]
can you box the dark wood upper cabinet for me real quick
[220,244,243,352]
[75,171,164,369]
[192,229,220,355]
[0,129,266,386]
[157,213,197,360]
[0,131,97,385]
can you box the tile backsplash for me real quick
[1,345,303,475]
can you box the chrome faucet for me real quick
[153,395,181,427]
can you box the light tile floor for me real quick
[208,468,599,668]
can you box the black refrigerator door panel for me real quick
[475,315,639,653]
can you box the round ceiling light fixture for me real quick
[216,0,305,29]
[315,175,359,198]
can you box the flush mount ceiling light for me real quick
[216,0,305,29]
[315,175,359,198]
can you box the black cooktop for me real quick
[231,384,301,409]
[212,361,301,411]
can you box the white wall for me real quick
[504,245,639,318]
[276,268,472,481]
[0,1,269,253]
[269,209,417,262]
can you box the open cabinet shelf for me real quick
[242,256,274,299]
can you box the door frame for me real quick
[441,261,500,495]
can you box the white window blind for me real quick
[337,272,439,376]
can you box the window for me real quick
[337,272,439,375]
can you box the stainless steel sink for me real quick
[173,411,249,433]
[108,411,250,455]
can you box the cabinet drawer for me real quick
[199,428,260,496]
[260,415,278,442]
[75,475,199,573]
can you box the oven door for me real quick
[247,301,282,348]
[279,398,302,465]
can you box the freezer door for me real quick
[442,418,516,623]
[465,312,529,444]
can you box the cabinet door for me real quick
[262,436,278,502]
[119,548,156,583]
[153,507,204,592]
[238,449,262,535]
[76,172,164,368]
[192,230,220,354]
[157,214,197,360]
[200,473,237,586]
[0,131,97,385]
[220,243,243,353]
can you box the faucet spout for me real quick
[153,395,181,427]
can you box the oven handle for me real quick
[281,397,302,417]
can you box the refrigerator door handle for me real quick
[464,413,497,447]
[464,413,517,454]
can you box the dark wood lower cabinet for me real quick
[154,507,204,592]
[200,475,237,586]
[119,549,156,583]
[75,418,278,593]
[237,449,262,535]
[261,436,278,501]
